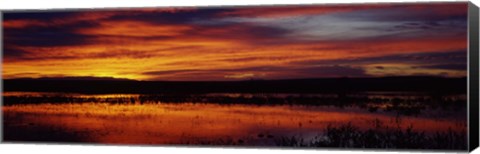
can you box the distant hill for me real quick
[3,76,467,94]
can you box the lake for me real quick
[2,92,467,149]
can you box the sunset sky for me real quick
[3,2,468,81]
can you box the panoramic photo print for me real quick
[2,2,469,150]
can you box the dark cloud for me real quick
[3,47,28,58]
[2,9,213,48]
[4,20,99,49]
[142,66,283,76]
[333,4,467,40]
[385,21,467,36]
[105,8,230,25]
[5,8,293,50]
[416,64,467,70]
[294,50,467,66]
[188,23,292,45]
[3,11,78,21]
[294,65,368,78]
[338,4,467,22]
[5,31,94,47]
[90,8,294,45]
[5,55,79,62]
[141,65,368,81]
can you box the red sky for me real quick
[3,2,468,81]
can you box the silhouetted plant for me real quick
[274,122,467,150]
[3,92,466,116]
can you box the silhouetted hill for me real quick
[3,76,467,94]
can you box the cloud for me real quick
[294,50,467,66]
[139,65,368,81]
[216,4,385,18]
[2,3,468,80]
[416,64,467,70]
[188,23,292,45]
[76,21,192,37]
[104,7,220,25]
[4,20,98,45]
[2,8,197,28]
[294,65,368,78]
[142,69,200,76]
[323,3,466,24]
[215,3,466,19]
[211,3,466,42]
[224,73,256,79]
[3,48,28,58]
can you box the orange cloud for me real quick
[77,21,192,37]
[3,3,468,81]
[4,33,465,80]
[3,19,46,28]
[3,7,196,29]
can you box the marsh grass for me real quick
[274,123,467,150]
[147,122,467,150]
[3,93,466,116]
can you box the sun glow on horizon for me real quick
[2,3,468,81]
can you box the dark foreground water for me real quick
[2,92,467,150]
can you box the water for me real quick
[2,92,467,149]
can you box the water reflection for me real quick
[2,92,467,149]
